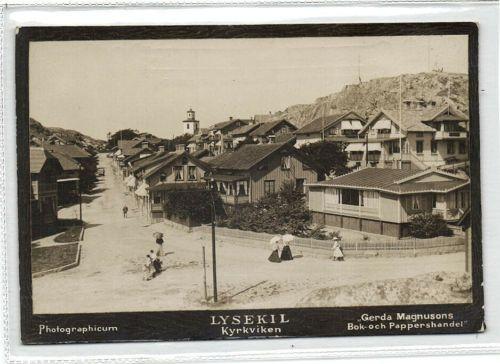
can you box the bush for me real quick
[163,189,225,225]
[221,181,329,238]
[408,213,453,238]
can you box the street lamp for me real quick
[208,177,218,302]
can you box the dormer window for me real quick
[160,173,167,182]
[173,166,184,181]
[281,156,291,170]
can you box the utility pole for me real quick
[209,178,218,302]
[399,74,403,169]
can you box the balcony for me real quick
[219,194,249,205]
[366,132,403,141]
[434,131,467,140]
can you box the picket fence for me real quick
[196,225,465,252]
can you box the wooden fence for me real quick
[196,226,465,253]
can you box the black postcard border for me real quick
[16,22,483,344]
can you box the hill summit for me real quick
[271,71,469,128]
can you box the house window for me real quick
[388,141,400,154]
[173,166,184,181]
[431,140,438,154]
[432,194,437,208]
[237,181,248,196]
[228,182,234,196]
[264,180,275,195]
[416,132,424,137]
[341,189,360,206]
[187,124,190,129]
[296,178,305,192]
[412,195,421,210]
[328,127,338,136]
[153,192,161,204]
[459,141,467,154]
[447,141,455,154]
[281,156,292,170]
[416,140,424,154]
[188,166,196,180]
[360,190,379,208]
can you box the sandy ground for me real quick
[32,154,469,314]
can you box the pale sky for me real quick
[29,35,468,140]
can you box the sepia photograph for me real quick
[17,24,483,342]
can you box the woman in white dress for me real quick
[268,236,282,263]
[332,238,344,261]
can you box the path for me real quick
[32,154,468,314]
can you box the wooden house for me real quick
[294,111,367,148]
[49,150,81,205]
[206,142,320,209]
[307,167,470,238]
[30,148,63,237]
[249,119,297,144]
[354,103,469,171]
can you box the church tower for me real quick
[183,108,200,135]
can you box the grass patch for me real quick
[54,226,83,243]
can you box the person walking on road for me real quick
[154,232,164,256]
[150,250,162,275]
[122,205,128,218]
[332,238,344,261]
[280,234,294,261]
[268,236,282,263]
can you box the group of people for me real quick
[268,234,345,263]
[143,232,165,281]
[268,234,294,263]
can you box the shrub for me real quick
[163,189,225,225]
[408,213,453,239]
[222,181,329,238]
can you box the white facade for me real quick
[183,109,200,135]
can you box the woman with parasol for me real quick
[268,235,282,263]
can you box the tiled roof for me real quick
[230,123,261,136]
[50,151,80,171]
[207,142,289,171]
[309,168,469,194]
[117,140,142,150]
[131,151,172,172]
[143,152,211,179]
[43,144,91,159]
[249,119,296,137]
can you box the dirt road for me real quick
[32,154,468,314]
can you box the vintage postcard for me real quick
[16,23,483,344]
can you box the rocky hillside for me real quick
[272,72,469,127]
[30,118,105,149]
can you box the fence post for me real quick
[413,238,417,257]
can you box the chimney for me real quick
[229,116,233,121]
[158,145,165,152]
[141,141,148,149]
[175,144,185,152]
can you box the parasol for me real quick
[282,234,294,244]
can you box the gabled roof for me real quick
[143,152,211,179]
[117,139,142,150]
[206,142,318,173]
[209,118,251,132]
[295,111,366,135]
[230,123,262,136]
[249,119,297,137]
[307,167,469,195]
[131,150,173,173]
[49,151,81,171]
[43,143,92,159]
[122,147,154,164]
[30,148,62,174]
[360,104,468,135]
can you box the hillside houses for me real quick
[355,102,469,171]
